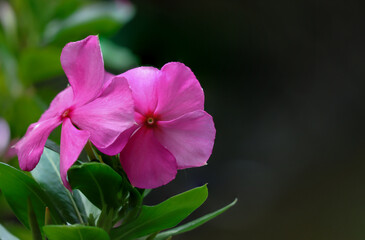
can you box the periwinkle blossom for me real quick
[15,36,135,189]
[100,62,216,189]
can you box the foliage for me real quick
[0,144,236,239]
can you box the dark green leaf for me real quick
[31,147,87,224]
[43,225,110,240]
[154,199,237,240]
[27,198,42,240]
[0,163,63,229]
[110,185,208,240]
[18,47,63,86]
[43,2,135,45]
[0,224,20,240]
[68,162,124,210]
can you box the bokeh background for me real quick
[1,0,365,239]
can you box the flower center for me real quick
[144,114,159,128]
[146,117,155,125]
[62,109,70,118]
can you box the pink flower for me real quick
[100,62,216,189]
[15,36,135,189]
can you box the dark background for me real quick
[117,0,365,239]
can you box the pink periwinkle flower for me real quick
[15,36,135,189]
[100,62,216,189]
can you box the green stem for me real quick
[84,141,103,162]
[44,207,51,225]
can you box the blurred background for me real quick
[1,0,365,239]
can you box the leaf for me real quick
[50,0,84,20]
[27,198,42,240]
[43,2,135,45]
[45,139,60,154]
[0,1,17,48]
[110,185,208,240]
[77,191,101,225]
[154,199,238,240]
[0,163,63,230]
[100,38,139,71]
[18,47,63,86]
[68,162,124,210]
[0,44,22,98]
[31,146,87,224]
[5,95,44,137]
[0,224,20,240]
[43,225,110,240]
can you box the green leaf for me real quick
[31,146,87,224]
[4,95,44,137]
[68,162,124,210]
[0,224,20,240]
[0,44,22,98]
[154,199,237,240]
[50,0,84,20]
[110,185,208,240]
[27,198,42,240]
[100,38,139,71]
[77,191,101,226]
[0,1,18,49]
[0,163,63,230]
[43,225,110,240]
[18,47,63,86]
[43,2,135,45]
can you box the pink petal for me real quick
[154,62,204,121]
[104,71,115,84]
[120,127,177,189]
[60,35,104,105]
[60,118,90,190]
[98,124,138,156]
[120,66,160,115]
[15,117,62,171]
[71,76,135,149]
[39,87,74,122]
[154,110,215,169]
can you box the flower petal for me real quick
[60,118,90,190]
[60,35,104,105]
[120,66,160,115]
[154,62,204,120]
[98,124,138,156]
[120,127,177,189]
[15,117,61,171]
[71,76,135,149]
[104,71,115,84]
[155,110,215,169]
[39,87,74,122]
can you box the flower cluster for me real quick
[15,35,215,190]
